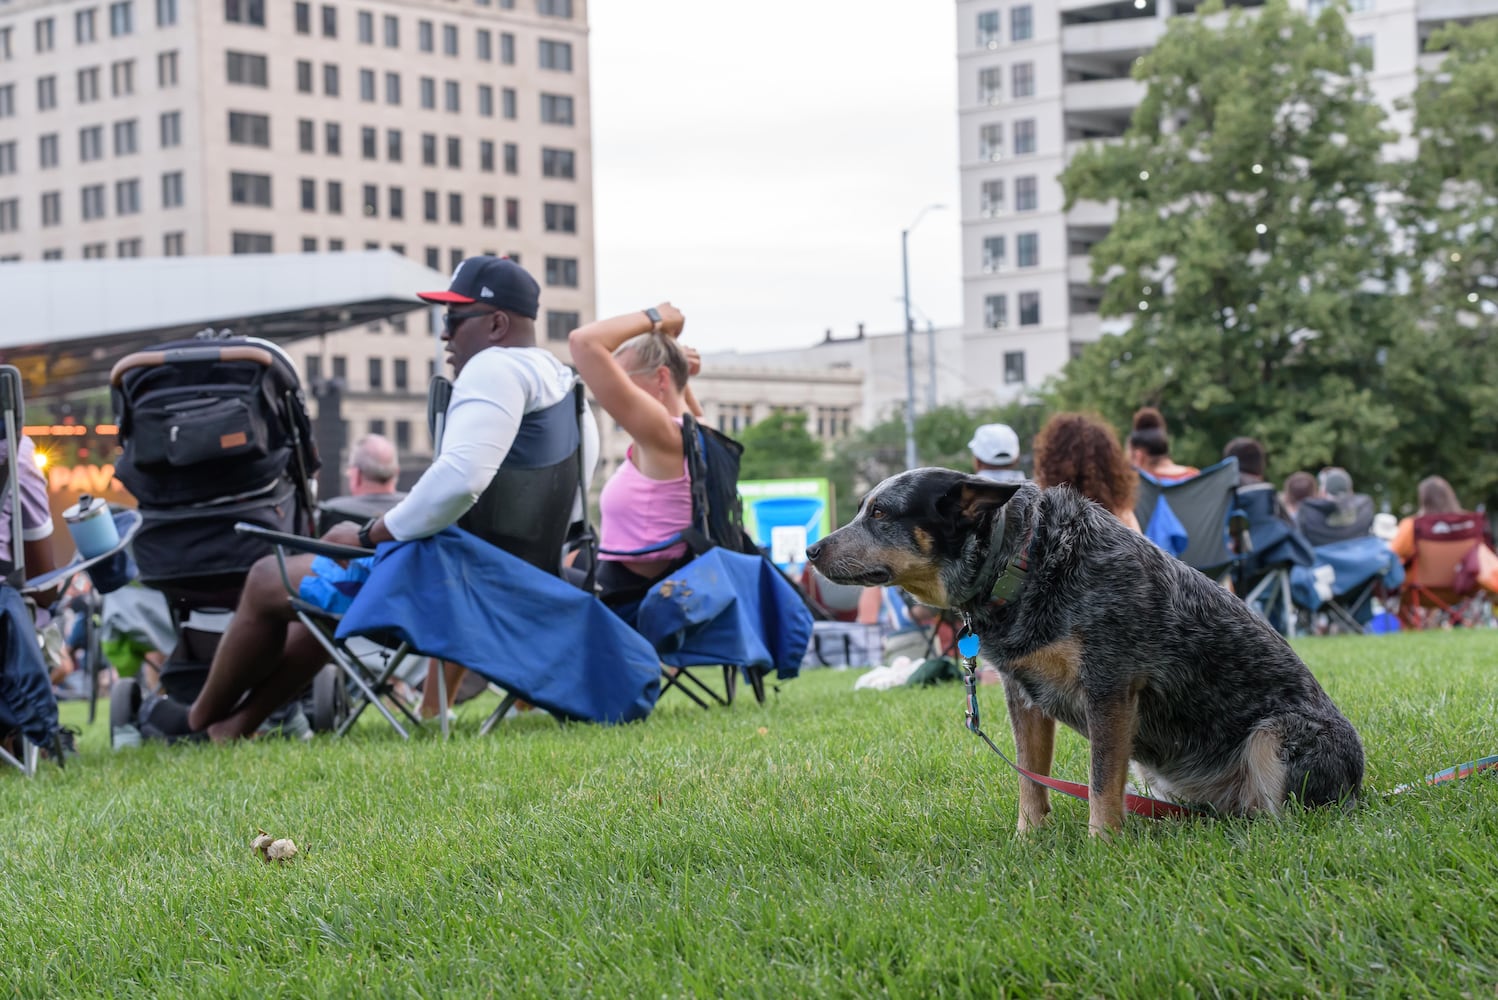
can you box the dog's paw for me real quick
[1087,821,1121,841]
[1015,810,1051,834]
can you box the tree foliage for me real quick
[1388,19,1498,511]
[735,411,826,482]
[1053,0,1409,496]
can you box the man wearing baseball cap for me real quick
[183,256,600,741]
[968,423,1026,484]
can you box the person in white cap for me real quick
[968,423,1026,484]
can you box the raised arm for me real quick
[567,304,687,456]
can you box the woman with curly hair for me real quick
[1033,412,1141,532]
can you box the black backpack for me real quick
[681,414,757,556]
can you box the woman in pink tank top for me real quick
[569,302,705,603]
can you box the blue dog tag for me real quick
[957,633,981,659]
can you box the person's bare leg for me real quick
[187,554,317,734]
[420,660,468,719]
[204,623,329,740]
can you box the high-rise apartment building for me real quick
[0,0,594,470]
[955,0,1498,399]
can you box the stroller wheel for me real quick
[110,677,143,750]
[311,665,349,734]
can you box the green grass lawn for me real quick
[2,629,1496,998]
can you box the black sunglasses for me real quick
[442,308,497,332]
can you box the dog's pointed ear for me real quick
[938,476,1022,527]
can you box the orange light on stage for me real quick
[94,424,119,436]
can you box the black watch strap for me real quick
[643,307,662,330]
[357,518,378,549]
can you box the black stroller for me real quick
[106,332,339,745]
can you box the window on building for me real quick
[546,310,580,343]
[384,15,399,47]
[358,11,373,43]
[385,71,401,105]
[77,67,100,103]
[446,136,461,168]
[978,67,1001,104]
[1015,175,1038,212]
[388,186,404,219]
[296,60,313,93]
[321,4,337,37]
[977,10,1000,47]
[41,191,61,226]
[443,23,458,55]
[538,0,573,16]
[305,355,323,383]
[422,133,437,166]
[111,59,135,96]
[160,110,181,147]
[477,29,493,61]
[227,51,268,86]
[326,179,342,214]
[162,170,183,208]
[980,122,1003,160]
[158,50,179,87]
[325,122,341,155]
[448,248,464,271]
[79,126,104,162]
[393,359,408,391]
[0,142,14,176]
[359,68,376,102]
[1013,118,1036,155]
[113,118,138,155]
[501,32,516,64]
[539,38,572,71]
[394,420,411,452]
[386,128,402,162]
[1012,62,1034,98]
[984,294,1007,329]
[228,111,269,147]
[1010,5,1033,42]
[545,257,578,288]
[444,80,460,112]
[229,171,271,207]
[109,1,134,37]
[1016,232,1038,268]
[1003,351,1025,385]
[298,118,315,152]
[39,133,60,168]
[982,235,1005,272]
[542,147,575,179]
[361,126,377,159]
[81,184,107,220]
[331,356,347,380]
[420,77,436,110]
[448,192,462,225]
[502,88,518,120]
[481,196,496,227]
[225,0,265,27]
[367,357,383,391]
[423,189,438,222]
[478,84,494,117]
[82,242,107,258]
[418,20,433,51]
[37,76,57,111]
[540,93,574,124]
[300,178,316,211]
[294,2,311,33]
[361,184,377,218]
[114,182,140,215]
[981,179,1004,216]
[323,63,339,97]
[425,246,440,270]
[163,231,184,255]
[1018,291,1040,326]
[35,17,56,52]
[76,9,98,43]
[543,202,577,234]
[117,237,142,258]
[505,198,519,229]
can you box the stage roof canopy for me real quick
[0,252,445,402]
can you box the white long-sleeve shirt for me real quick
[382,347,598,541]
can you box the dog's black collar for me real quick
[987,506,1036,608]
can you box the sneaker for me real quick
[258,705,314,742]
[112,724,142,751]
[137,694,206,745]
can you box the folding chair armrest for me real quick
[233,522,373,561]
[597,533,687,559]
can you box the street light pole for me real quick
[900,204,945,471]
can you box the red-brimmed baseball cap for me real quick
[416,255,540,319]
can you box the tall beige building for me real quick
[0,0,594,471]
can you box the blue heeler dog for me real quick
[806,471,1364,837]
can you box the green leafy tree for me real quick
[736,411,825,482]
[1389,20,1498,512]
[1053,0,1408,495]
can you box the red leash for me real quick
[957,629,1200,820]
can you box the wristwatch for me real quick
[357,517,378,550]
[642,307,663,333]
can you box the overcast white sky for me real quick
[588,1,964,354]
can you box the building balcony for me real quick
[1417,0,1498,23]
[1066,199,1117,227]
[1061,17,1164,56]
[1064,135,1124,161]
[1063,77,1147,114]
[1068,254,1097,286]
